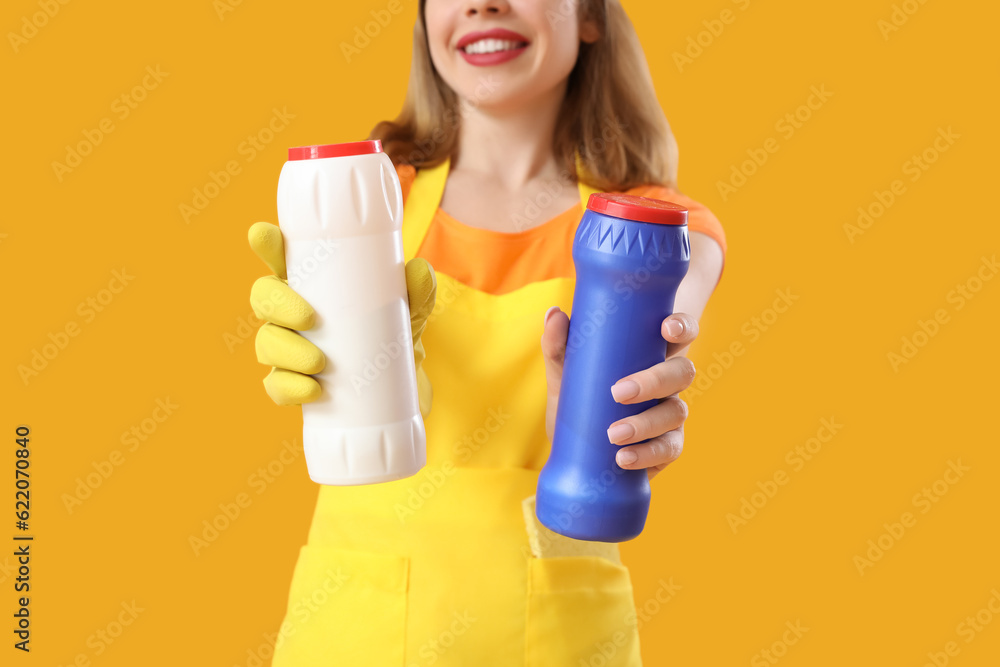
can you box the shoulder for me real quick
[624,183,719,226]
[396,163,417,204]
[625,183,727,257]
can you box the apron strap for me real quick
[403,158,450,264]
[575,152,601,209]
[402,152,600,264]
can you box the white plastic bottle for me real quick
[276,140,425,485]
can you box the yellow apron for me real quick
[271,158,643,667]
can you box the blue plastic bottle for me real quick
[536,193,690,542]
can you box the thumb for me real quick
[248,222,287,280]
[405,257,437,336]
[405,258,437,372]
[541,306,569,396]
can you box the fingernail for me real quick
[617,450,638,466]
[665,319,683,338]
[611,380,640,402]
[543,306,559,327]
[607,422,635,443]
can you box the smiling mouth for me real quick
[460,38,529,55]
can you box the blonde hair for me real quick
[369,0,679,191]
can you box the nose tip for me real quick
[466,0,506,16]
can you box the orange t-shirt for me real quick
[396,164,726,296]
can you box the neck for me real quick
[452,81,569,192]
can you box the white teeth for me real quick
[462,38,525,55]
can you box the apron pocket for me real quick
[272,544,409,667]
[525,555,642,667]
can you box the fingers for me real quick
[607,395,688,445]
[610,356,696,404]
[249,222,315,407]
[405,258,437,338]
[416,365,433,419]
[262,368,322,406]
[255,323,325,375]
[662,312,699,359]
[541,306,570,397]
[405,259,437,372]
[615,426,684,471]
[248,222,287,279]
[250,275,316,330]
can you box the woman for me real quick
[248,1,726,664]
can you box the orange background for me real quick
[5,0,999,665]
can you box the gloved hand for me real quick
[247,221,437,417]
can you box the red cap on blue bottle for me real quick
[586,193,688,226]
[288,140,383,161]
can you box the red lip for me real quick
[456,28,530,51]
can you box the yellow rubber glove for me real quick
[247,221,437,417]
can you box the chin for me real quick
[452,72,540,112]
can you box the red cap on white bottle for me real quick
[288,140,383,161]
